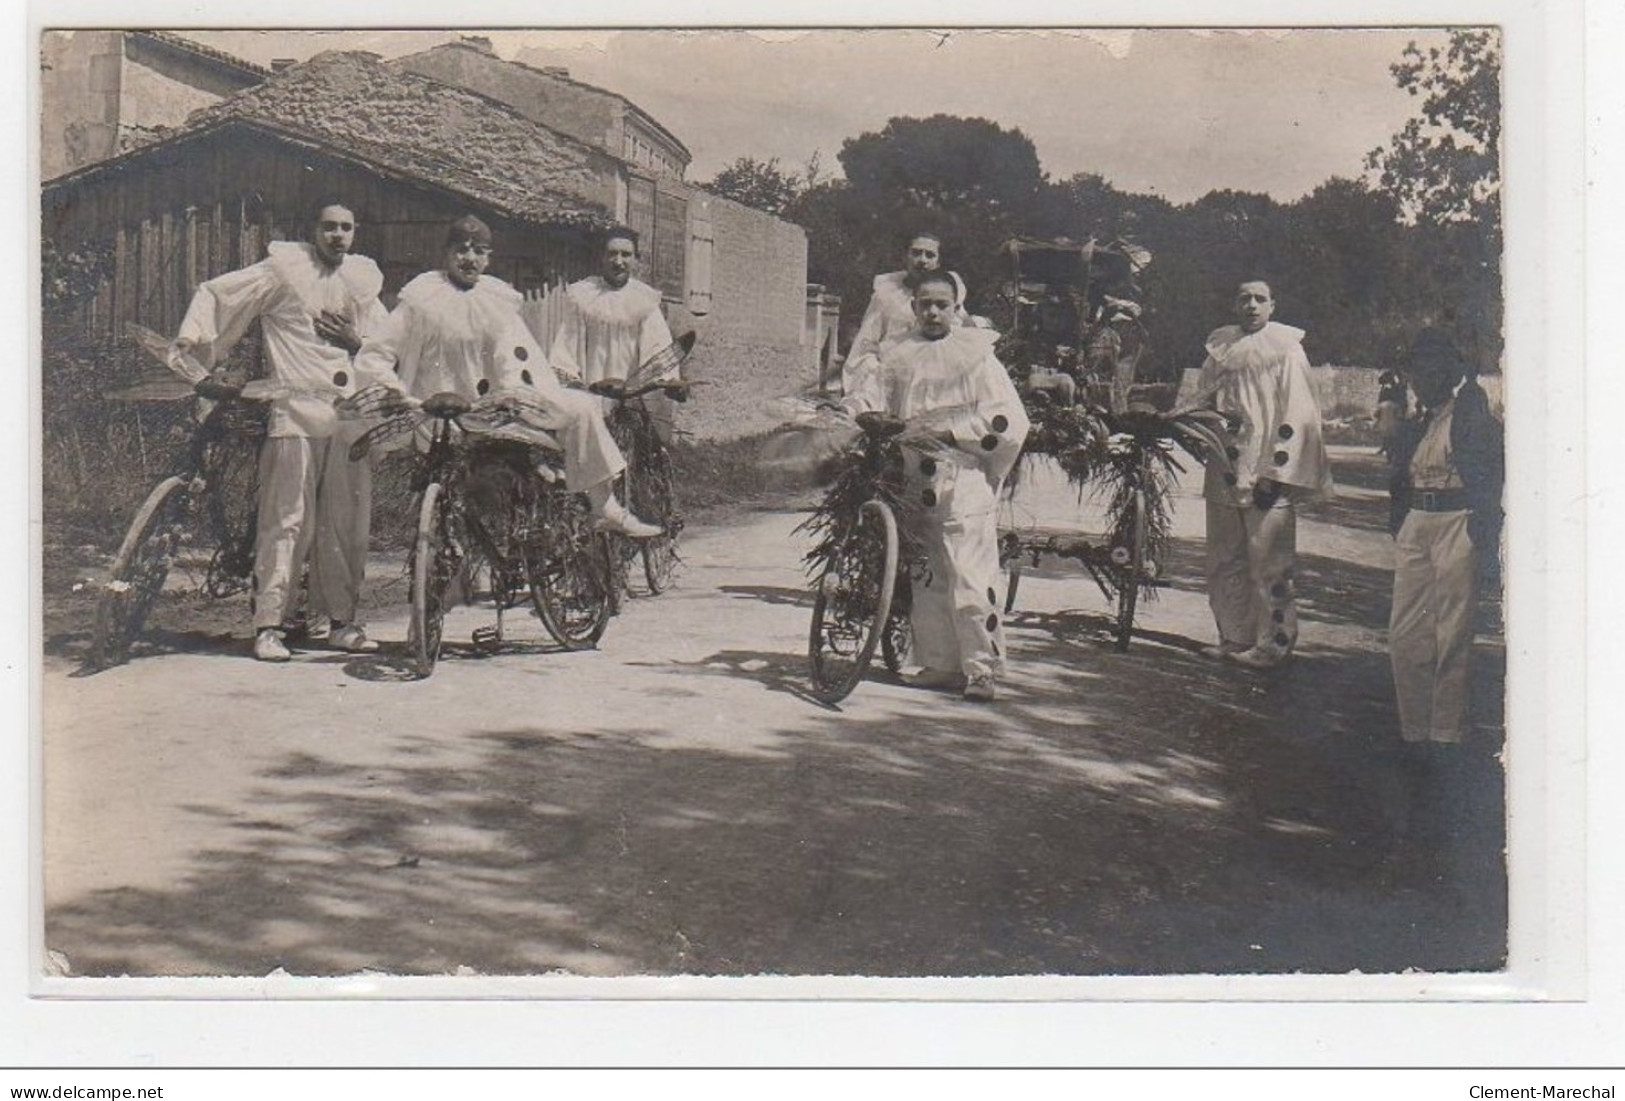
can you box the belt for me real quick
[1410,487,1471,512]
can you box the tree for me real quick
[1366,29,1501,226]
[701,156,805,216]
[1366,29,1503,367]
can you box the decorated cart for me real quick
[996,235,1234,650]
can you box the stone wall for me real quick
[665,191,811,441]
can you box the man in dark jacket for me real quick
[1387,328,1504,746]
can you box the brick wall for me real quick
[665,190,810,441]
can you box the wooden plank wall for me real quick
[43,131,602,353]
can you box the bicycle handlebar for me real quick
[587,378,693,402]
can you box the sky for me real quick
[179,27,1455,205]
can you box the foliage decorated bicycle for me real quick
[594,330,698,605]
[89,324,285,669]
[340,384,615,677]
[791,399,993,703]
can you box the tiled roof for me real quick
[178,50,613,227]
[130,30,273,79]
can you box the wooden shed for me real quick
[41,50,621,346]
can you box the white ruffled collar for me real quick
[266,240,383,302]
[1204,321,1305,367]
[568,276,662,322]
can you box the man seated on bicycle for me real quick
[548,225,687,440]
[353,215,660,539]
[843,271,1030,703]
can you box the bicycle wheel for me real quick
[92,476,191,669]
[808,499,899,703]
[631,435,681,594]
[409,482,459,676]
[1113,487,1148,652]
[200,432,260,599]
[529,493,612,649]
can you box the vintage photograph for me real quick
[36,26,1511,983]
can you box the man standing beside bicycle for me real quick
[352,215,660,539]
[167,200,388,663]
[843,270,1029,703]
[1196,279,1333,669]
[842,230,967,398]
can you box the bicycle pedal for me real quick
[471,625,502,650]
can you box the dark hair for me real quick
[602,224,640,254]
[1235,277,1273,298]
[309,199,357,225]
[912,270,959,299]
[445,214,494,248]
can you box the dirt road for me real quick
[40,448,1507,978]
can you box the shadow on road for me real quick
[43,447,1508,980]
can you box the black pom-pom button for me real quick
[514,346,529,361]
[980,434,999,452]
[332,370,348,387]
[991,414,1009,433]
[1272,450,1290,466]
[919,457,937,477]
[477,379,491,396]
[1277,423,1294,440]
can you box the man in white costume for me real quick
[844,271,1029,703]
[1196,280,1333,668]
[169,201,387,662]
[549,225,677,391]
[354,215,658,538]
[842,231,967,397]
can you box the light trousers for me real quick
[253,431,371,630]
[1389,509,1475,743]
[544,387,625,491]
[1205,492,1299,660]
[906,462,1007,680]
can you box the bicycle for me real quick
[91,376,273,669]
[592,330,697,604]
[342,385,614,677]
[797,405,926,704]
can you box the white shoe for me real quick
[1228,647,1285,669]
[594,502,663,539]
[330,624,380,654]
[962,672,998,702]
[254,629,291,663]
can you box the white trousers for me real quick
[906,461,1007,680]
[544,388,625,491]
[253,430,371,630]
[1205,492,1299,660]
[1389,509,1475,743]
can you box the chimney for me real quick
[270,58,296,72]
[461,35,494,53]
[541,66,570,79]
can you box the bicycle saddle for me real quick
[423,391,472,419]
[854,411,907,438]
